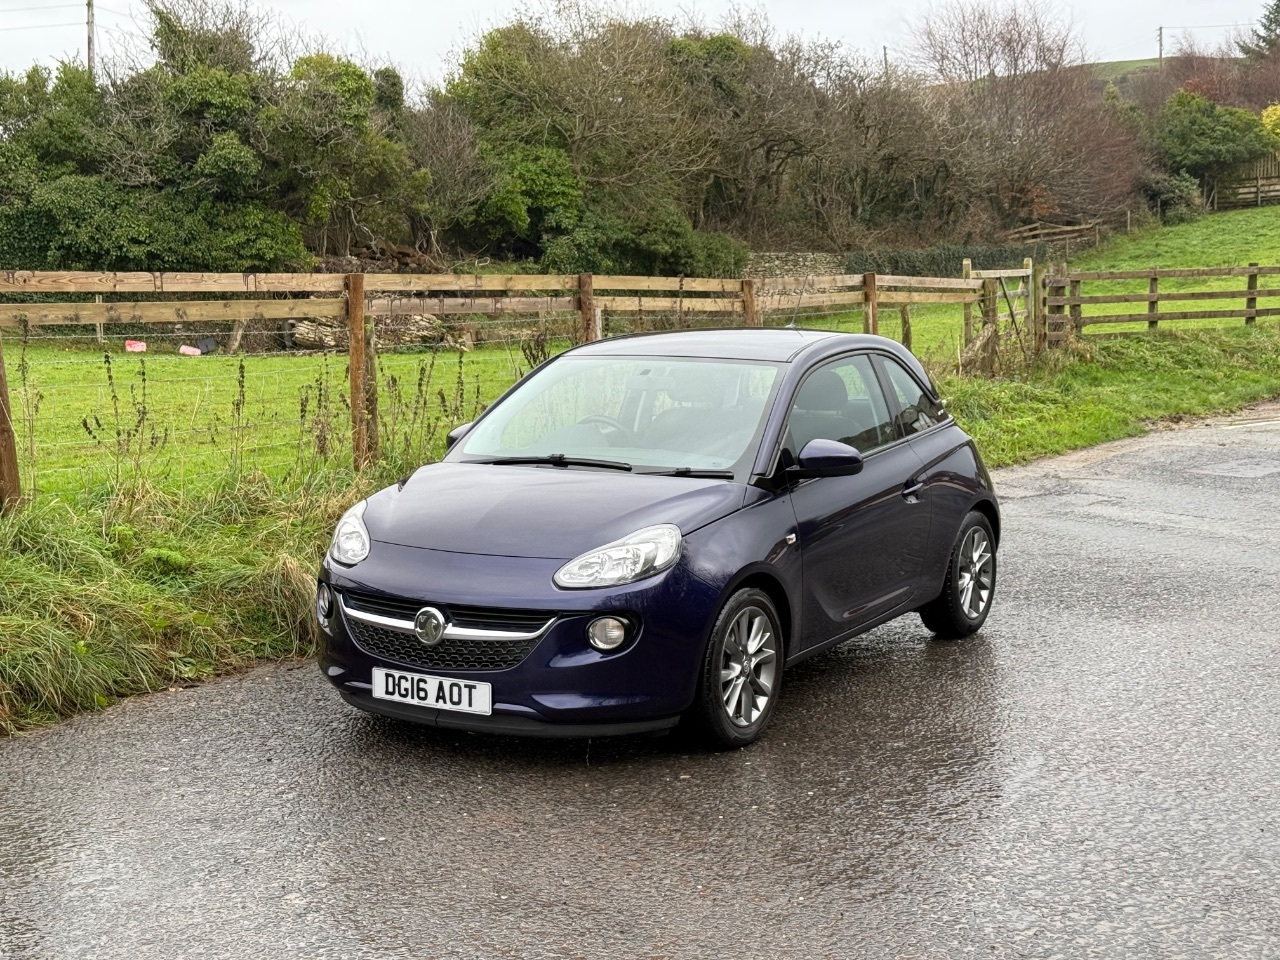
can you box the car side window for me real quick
[787,354,896,456]
[881,359,946,437]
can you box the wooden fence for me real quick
[0,266,1034,511]
[1042,263,1279,343]
[1209,153,1280,211]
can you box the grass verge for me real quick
[2,326,1279,734]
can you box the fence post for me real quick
[1147,269,1159,332]
[863,272,878,335]
[346,272,370,470]
[363,314,379,463]
[1033,261,1047,354]
[899,304,912,351]
[1045,264,1067,348]
[1022,257,1034,333]
[741,278,761,328]
[1068,276,1083,337]
[0,333,21,513]
[578,273,597,343]
[1246,262,1259,326]
[981,278,999,374]
[962,258,974,346]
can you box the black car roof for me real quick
[571,328,889,363]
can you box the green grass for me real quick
[1075,207,1280,272]
[4,337,559,499]
[1090,58,1160,84]
[942,327,1280,464]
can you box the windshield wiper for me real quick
[645,467,737,479]
[471,454,633,472]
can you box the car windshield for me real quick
[453,354,784,475]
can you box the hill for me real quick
[1073,207,1280,271]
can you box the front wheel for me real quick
[919,511,997,640]
[689,588,783,749]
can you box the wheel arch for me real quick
[970,497,1001,548]
[721,567,796,660]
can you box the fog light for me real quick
[587,617,628,651]
[316,583,333,625]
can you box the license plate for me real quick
[372,667,492,716]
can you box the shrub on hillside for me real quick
[1140,172,1204,225]
[1157,91,1279,180]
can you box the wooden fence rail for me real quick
[1042,263,1275,342]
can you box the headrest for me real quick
[666,368,724,405]
[793,369,847,413]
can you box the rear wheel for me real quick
[690,588,783,749]
[919,511,997,639]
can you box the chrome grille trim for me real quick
[337,594,556,642]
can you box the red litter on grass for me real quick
[125,340,146,353]
[178,345,201,356]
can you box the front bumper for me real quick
[318,542,721,736]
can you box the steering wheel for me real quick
[577,414,633,442]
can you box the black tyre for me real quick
[919,510,997,640]
[689,588,784,749]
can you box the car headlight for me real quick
[554,524,682,589]
[329,501,370,565]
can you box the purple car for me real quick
[317,329,999,747]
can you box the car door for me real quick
[874,354,969,576]
[786,353,932,651]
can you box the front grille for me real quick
[339,590,554,672]
[343,590,553,634]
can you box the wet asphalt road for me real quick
[3,410,1280,959]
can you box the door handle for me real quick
[902,479,925,500]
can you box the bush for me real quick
[844,242,1048,278]
[1157,91,1279,180]
[1140,171,1204,225]
[540,205,748,277]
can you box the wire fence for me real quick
[0,268,1031,506]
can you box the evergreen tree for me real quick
[1238,0,1280,58]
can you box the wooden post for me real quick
[1022,257,1034,334]
[862,272,878,335]
[1246,262,1259,326]
[578,273,597,343]
[94,293,104,344]
[741,279,760,328]
[1147,269,1159,332]
[363,315,379,462]
[228,320,246,354]
[962,258,974,346]
[1068,277,1083,337]
[899,304,912,351]
[981,277,999,374]
[0,333,20,513]
[1033,261,1047,354]
[346,272,369,469]
[1126,209,1132,235]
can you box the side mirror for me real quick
[788,439,864,479]
[445,421,474,451]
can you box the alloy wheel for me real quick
[957,528,994,620]
[719,606,778,727]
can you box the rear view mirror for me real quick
[446,421,474,451]
[788,439,864,479]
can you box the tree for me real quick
[1239,0,1280,59]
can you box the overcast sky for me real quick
[0,0,1265,80]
